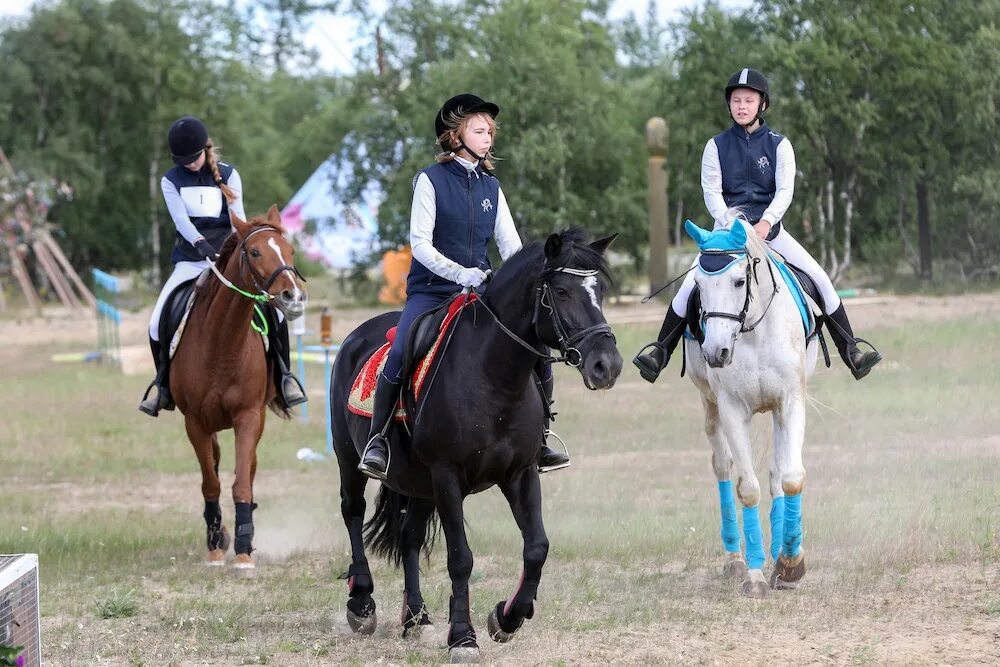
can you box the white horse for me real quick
[683,217,818,598]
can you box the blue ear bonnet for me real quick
[684,219,748,274]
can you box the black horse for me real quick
[330,229,623,661]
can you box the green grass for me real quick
[1,297,998,664]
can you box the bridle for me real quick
[474,264,615,379]
[698,250,779,337]
[209,226,305,305]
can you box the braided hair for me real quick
[204,138,237,204]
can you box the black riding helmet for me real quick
[435,93,500,154]
[168,116,209,166]
[725,68,769,128]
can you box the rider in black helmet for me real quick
[139,116,307,416]
[633,68,881,383]
[358,94,572,480]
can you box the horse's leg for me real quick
[400,497,437,639]
[718,405,768,598]
[432,467,479,663]
[488,468,548,644]
[230,411,264,578]
[184,417,229,567]
[768,464,785,564]
[337,448,377,634]
[702,397,745,580]
[770,397,807,589]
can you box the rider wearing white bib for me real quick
[139,116,306,416]
[634,68,881,382]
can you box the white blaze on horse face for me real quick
[582,275,600,310]
[266,237,302,297]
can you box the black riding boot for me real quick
[138,337,173,416]
[825,304,882,380]
[358,373,399,481]
[270,316,307,408]
[633,305,686,383]
[536,373,570,473]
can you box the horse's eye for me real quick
[250,249,261,258]
[734,278,746,288]
[554,287,570,298]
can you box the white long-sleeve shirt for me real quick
[409,157,522,282]
[161,166,245,244]
[701,135,795,228]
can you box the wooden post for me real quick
[39,229,96,308]
[646,117,669,294]
[6,240,41,314]
[32,240,80,309]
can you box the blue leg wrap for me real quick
[717,480,740,554]
[782,493,803,558]
[742,505,765,570]
[769,496,785,561]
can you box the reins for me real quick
[698,250,780,336]
[206,226,305,335]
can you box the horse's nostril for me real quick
[280,289,294,302]
[720,348,730,362]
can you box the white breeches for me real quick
[149,260,211,340]
[672,224,841,317]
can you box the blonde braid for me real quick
[205,138,236,204]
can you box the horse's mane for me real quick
[720,207,768,262]
[491,227,612,292]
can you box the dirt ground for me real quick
[4,292,1000,665]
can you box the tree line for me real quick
[1,0,998,285]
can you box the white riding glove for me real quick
[453,267,488,288]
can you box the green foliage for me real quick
[94,587,139,619]
[0,0,997,283]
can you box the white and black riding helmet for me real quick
[435,93,500,159]
[725,68,770,126]
[168,116,209,166]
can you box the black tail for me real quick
[363,486,439,567]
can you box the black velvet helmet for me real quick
[725,68,770,107]
[434,94,500,150]
[167,116,209,166]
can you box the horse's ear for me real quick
[729,221,748,248]
[684,219,710,246]
[230,208,249,236]
[266,204,284,229]
[544,233,563,260]
[589,233,618,255]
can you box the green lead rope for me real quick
[209,263,271,335]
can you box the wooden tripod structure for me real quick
[0,147,95,315]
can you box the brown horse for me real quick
[170,205,306,576]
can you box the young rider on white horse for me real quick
[634,68,881,383]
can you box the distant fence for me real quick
[91,269,121,369]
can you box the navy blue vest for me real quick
[713,123,784,222]
[165,162,235,263]
[406,160,500,296]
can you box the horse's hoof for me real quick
[448,646,481,664]
[204,549,226,567]
[722,552,747,580]
[740,569,769,599]
[347,609,377,635]
[770,550,806,589]
[231,553,256,579]
[487,606,515,643]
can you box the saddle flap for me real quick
[401,303,451,381]
[158,279,198,358]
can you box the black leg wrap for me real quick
[234,502,256,555]
[346,561,374,596]
[203,501,226,551]
[447,595,477,648]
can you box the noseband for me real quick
[698,250,779,336]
